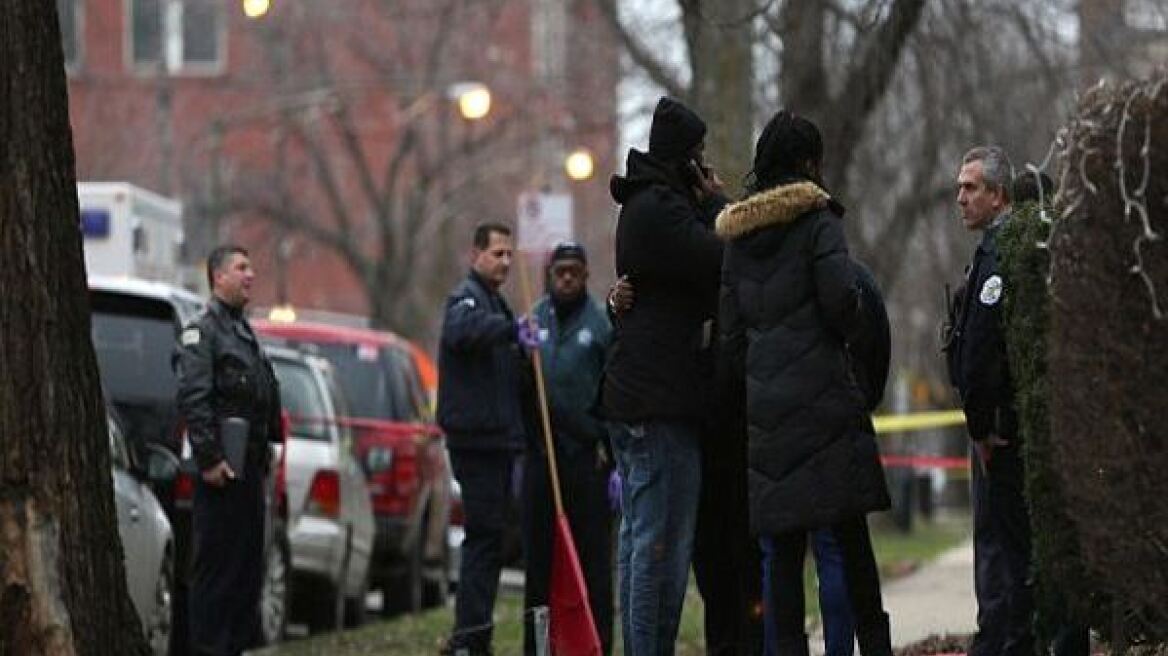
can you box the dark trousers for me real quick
[970,443,1035,656]
[761,516,889,656]
[449,449,520,652]
[522,443,614,655]
[761,530,856,656]
[189,463,266,656]
[693,435,763,655]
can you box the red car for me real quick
[254,319,451,614]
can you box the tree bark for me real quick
[775,0,927,199]
[0,2,148,655]
[1078,0,1129,86]
[686,0,757,196]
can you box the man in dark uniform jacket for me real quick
[438,223,534,656]
[523,242,614,655]
[176,245,282,656]
[944,146,1034,656]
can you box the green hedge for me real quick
[1000,201,1105,642]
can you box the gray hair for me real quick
[963,146,1014,203]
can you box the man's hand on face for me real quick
[698,168,725,199]
[689,162,724,201]
[607,275,635,317]
[202,460,236,487]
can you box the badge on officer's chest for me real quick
[577,328,593,346]
[181,327,201,345]
[979,275,1003,306]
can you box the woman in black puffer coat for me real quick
[715,111,892,656]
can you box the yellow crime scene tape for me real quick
[871,409,971,475]
[872,409,966,434]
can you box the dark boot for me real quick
[856,612,892,656]
[440,625,493,656]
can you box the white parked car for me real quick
[108,411,176,655]
[266,345,375,631]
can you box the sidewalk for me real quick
[811,540,977,654]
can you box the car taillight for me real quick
[174,470,195,509]
[274,448,287,518]
[449,497,464,527]
[279,410,291,444]
[305,470,341,518]
[392,451,419,498]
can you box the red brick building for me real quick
[60,0,619,340]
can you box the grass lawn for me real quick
[253,516,969,656]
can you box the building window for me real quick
[57,0,81,71]
[129,0,225,73]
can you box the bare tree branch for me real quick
[823,0,928,189]
[285,117,360,250]
[592,0,688,98]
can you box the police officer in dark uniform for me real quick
[943,146,1034,656]
[438,223,536,656]
[176,245,282,656]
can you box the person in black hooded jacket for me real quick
[601,96,727,655]
[716,111,892,656]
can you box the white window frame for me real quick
[124,0,227,77]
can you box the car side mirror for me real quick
[140,443,181,485]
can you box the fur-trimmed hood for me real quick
[715,181,837,240]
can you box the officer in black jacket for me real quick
[944,146,1034,656]
[438,222,535,656]
[176,245,281,656]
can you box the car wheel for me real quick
[146,551,173,656]
[297,576,342,634]
[383,536,423,616]
[258,536,289,645]
[422,535,449,609]
[342,575,368,628]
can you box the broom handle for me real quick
[516,254,566,515]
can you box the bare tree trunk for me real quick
[0,2,148,655]
[685,0,756,195]
[1079,0,1129,86]
[775,0,927,198]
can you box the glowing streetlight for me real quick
[564,148,595,181]
[242,0,270,19]
[450,83,492,121]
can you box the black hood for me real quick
[609,149,690,205]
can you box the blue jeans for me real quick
[608,420,702,656]
[761,529,856,656]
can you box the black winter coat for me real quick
[716,180,890,535]
[600,149,726,422]
[944,217,1018,442]
[176,298,282,472]
[437,271,528,451]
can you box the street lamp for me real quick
[242,0,271,19]
[449,82,492,121]
[564,148,595,181]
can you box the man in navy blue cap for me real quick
[601,96,730,655]
[522,241,614,655]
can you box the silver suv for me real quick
[266,345,375,631]
[108,410,177,655]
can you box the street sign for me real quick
[517,192,573,254]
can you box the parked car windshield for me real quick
[311,343,417,422]
[272,359,331,441]
[90,292,180,449]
